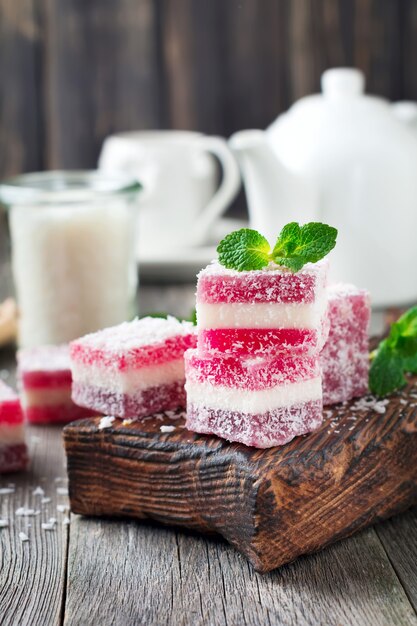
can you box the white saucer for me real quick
[138,217,248,282]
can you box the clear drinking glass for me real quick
[0,171,142,348]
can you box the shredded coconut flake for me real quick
[98,416,115,430]
[19,532,29,542]
[62,517,70,525]
[0,487,15,495]
[32,486,45,496]
[56,487,69,496]
[41,497,51,504]
[16,507,36,517]
[160,425,175,433]
[0,519,8,528]
[57,504,69,513]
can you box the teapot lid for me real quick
[321,68,365,98]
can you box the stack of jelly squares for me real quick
[185,260,371,448]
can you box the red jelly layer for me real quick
[72,381,187,419]
[185,349,320,390]
[186,400,323,449]
[20,370,72,390]
[0,443,28,473]
[197,328,320,357]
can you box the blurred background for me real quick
[1,0,415,204]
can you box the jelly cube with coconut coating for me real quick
[70,316,197,419]
[185,349,323,448]
[196,259,329,357]
[0,380,28,473]
[17,345,97,424]
[320,284,370,406]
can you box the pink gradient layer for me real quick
[197,260,327,304]
[185,349,320,390]
[0,443,28,473]
[320,284,370,405]
[25,402,97,425]
[0,380,24,425]
[186,400,323,448]
[72,380,186,419]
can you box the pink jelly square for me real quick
[196,260,329,356]
[70,316,197,418]
[185,349,323,448]
[0,380,23,425]
[320,284,370,405]
[17,345,97,425]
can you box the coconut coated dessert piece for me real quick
[320,284,370,406]
[70,317,197,418]
[17,345,97,424]
[185,349,323,448]
[196,259,329,357]
[0,380,28,473]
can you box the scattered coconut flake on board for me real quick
[62,517,70,525]
[56,487,69,496]
[41,497,51,504]
[57,504,69,513]
[160,425,175,433]
[19,532,29,542]
[42,518,57,530]
[351,396,389,414]
[32,486,45,496]
[121,418,134,426]
[54,477,65,483]
[98,416,115,430]
[0,487,15,495]
[0,519,8,528]
[16,507,36,517]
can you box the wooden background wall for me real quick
[0,0,415,180]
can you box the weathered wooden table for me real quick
[0,225,416,625]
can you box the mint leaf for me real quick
[272,222,338,270]
[217,229,270,271]
[369,306,417,397]
[369,342,406,397]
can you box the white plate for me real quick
[138,217,248,281]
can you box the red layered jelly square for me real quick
[196,260,329,357]
[320,284,370,405]
[17,345,97,424]
[0,380,28,473]
[185,349,323,448]
[70,317,197,418]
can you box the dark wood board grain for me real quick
[64,379,417,573]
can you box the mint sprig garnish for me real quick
[217,223,337,273]
[369,306,417,397]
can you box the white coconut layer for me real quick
[196,301,326,330]
[0,424,26,446]
[72,358,185,394]
[21,387,71,408]
[185,377,322,413]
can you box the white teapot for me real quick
[230,68,417,307]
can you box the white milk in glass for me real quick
[2,173,141,347]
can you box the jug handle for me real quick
[191,136,241,245]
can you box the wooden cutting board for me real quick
[63,382,417,573]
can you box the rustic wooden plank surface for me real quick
[0,415,70,626]
[64,516,417,626]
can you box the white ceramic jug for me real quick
[99,131,241,254]
[229,68,417,307]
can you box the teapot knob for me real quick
[321,68,365,98]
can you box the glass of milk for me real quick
[0,171,142,348]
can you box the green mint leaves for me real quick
[217,229,271,271]
[217,223,338,273]
[369,306,417,397]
